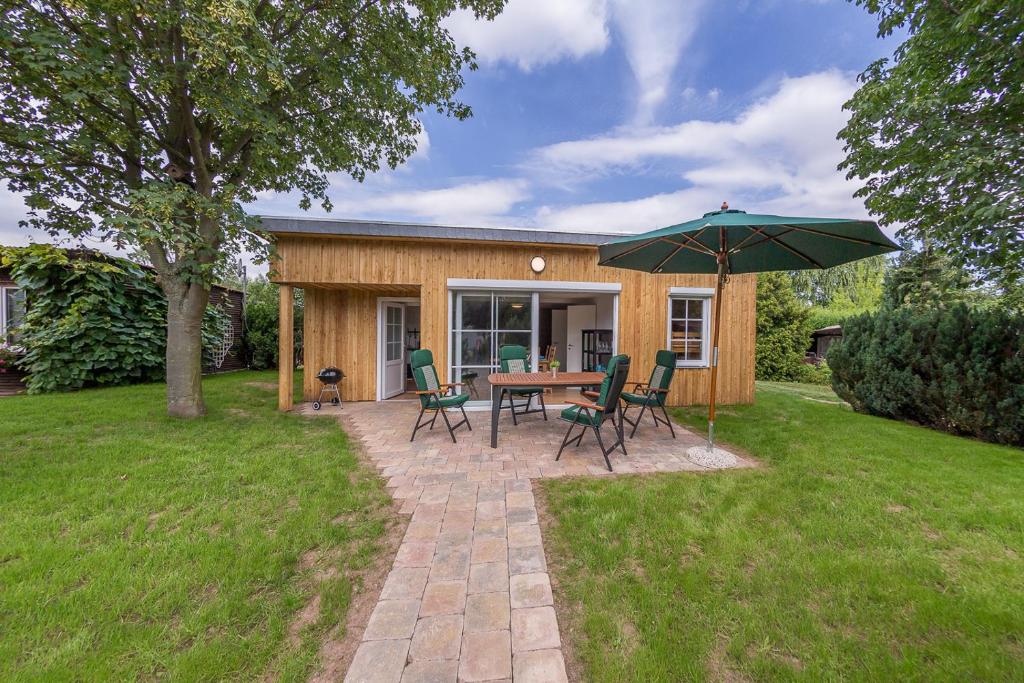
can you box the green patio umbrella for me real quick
[598,203,900,453]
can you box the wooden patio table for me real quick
[487,371,605,448]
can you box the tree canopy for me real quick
[840,0,1023,297]
[0,0,504,415]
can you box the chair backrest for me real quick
[604,353,628,378]
[411,349,442,407]
[544,344,556,360]
[594,356,631,425]
[647,350,676,405]
[499,345,530,373]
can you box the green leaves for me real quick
[829,304,1024,446]
[0,0,506,280]
[841,1,1024,297]
[1,245,229,393]
[755,272,813,382]
[241,278,303,371]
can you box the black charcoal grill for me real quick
[312,367,344,410]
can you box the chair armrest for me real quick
[582,390,600,399]
[646,387,669,393]
[566,399,603,411]
[414,389,444,396]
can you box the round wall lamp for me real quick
[530,256,546,273]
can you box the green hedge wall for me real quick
[828,305,1024,446]
[1,245,229,393]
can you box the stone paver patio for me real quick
[303,400,753,682]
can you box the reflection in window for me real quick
[2,287,25,344]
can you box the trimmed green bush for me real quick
[828,305,1024,446]
[793,359,832,385]
[755,272,812,381]
[242,278,303,370]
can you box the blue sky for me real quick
[1,0,900,252]
[252,0,898,233]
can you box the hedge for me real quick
[828,305,1024,446]
[1,245,230,393]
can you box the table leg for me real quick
[490,384,501,448]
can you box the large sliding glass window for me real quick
[451,291,532,401]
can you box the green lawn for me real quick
[0,371,392,681]
[542,381,1024,682]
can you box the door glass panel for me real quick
[451,290,534,402]
[385,306,402,362]
[497,331,531,351]
[497,295,531,330]
[460,295,491,330]
[457,331,491,366]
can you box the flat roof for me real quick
[258,216,628,247]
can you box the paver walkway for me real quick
[303,400,752,682]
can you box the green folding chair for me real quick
[556,355,630,472]
[498,344,547,424]
[410,349,471,443]
[620,350,677,439]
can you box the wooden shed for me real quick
[265,217,757,411]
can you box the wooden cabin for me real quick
[264,217,757,410]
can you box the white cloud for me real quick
[411,128,430,160]
[609,0,707,122]
[447,0,706,121]
[255,178,532,228]
[531,71,871,231]
[446,0,609,70]
[533,71,854,176]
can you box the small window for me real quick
[668,293,711,367]
[2,286,26,344]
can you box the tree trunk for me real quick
[165,283,210,418]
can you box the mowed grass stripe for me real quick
[0,371,392,681]
[542,381,1024,681]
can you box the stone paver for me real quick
[511,606,561,653]
[400,660,458,683]
[380,567,429,600]
[460,630,513,682]
[464,591,511,633]
[409,613,463,661]
[304,400,751,682]
[510,573,553,609]
[363,599,420,640]
[514,649,569,683]
[420,580,466,617]
[346,638,409,683]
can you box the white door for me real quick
[383,303,406,398]
[565,304,596,372]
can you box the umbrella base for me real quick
[687,445,738,469]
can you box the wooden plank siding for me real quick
[272,234,756,406]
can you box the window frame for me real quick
[1,285,25,344]
[666,287,714,368]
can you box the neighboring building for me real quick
[264,217,757,408]
[0,250,245,395]
[808,324,843,363]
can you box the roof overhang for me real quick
[259,216,628,248]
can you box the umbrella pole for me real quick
[707,254,727,451]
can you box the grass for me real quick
[542,381,1024,681]
[0,371,393,681]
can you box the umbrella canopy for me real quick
[598,206,900,455]
[598,208,900,274]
